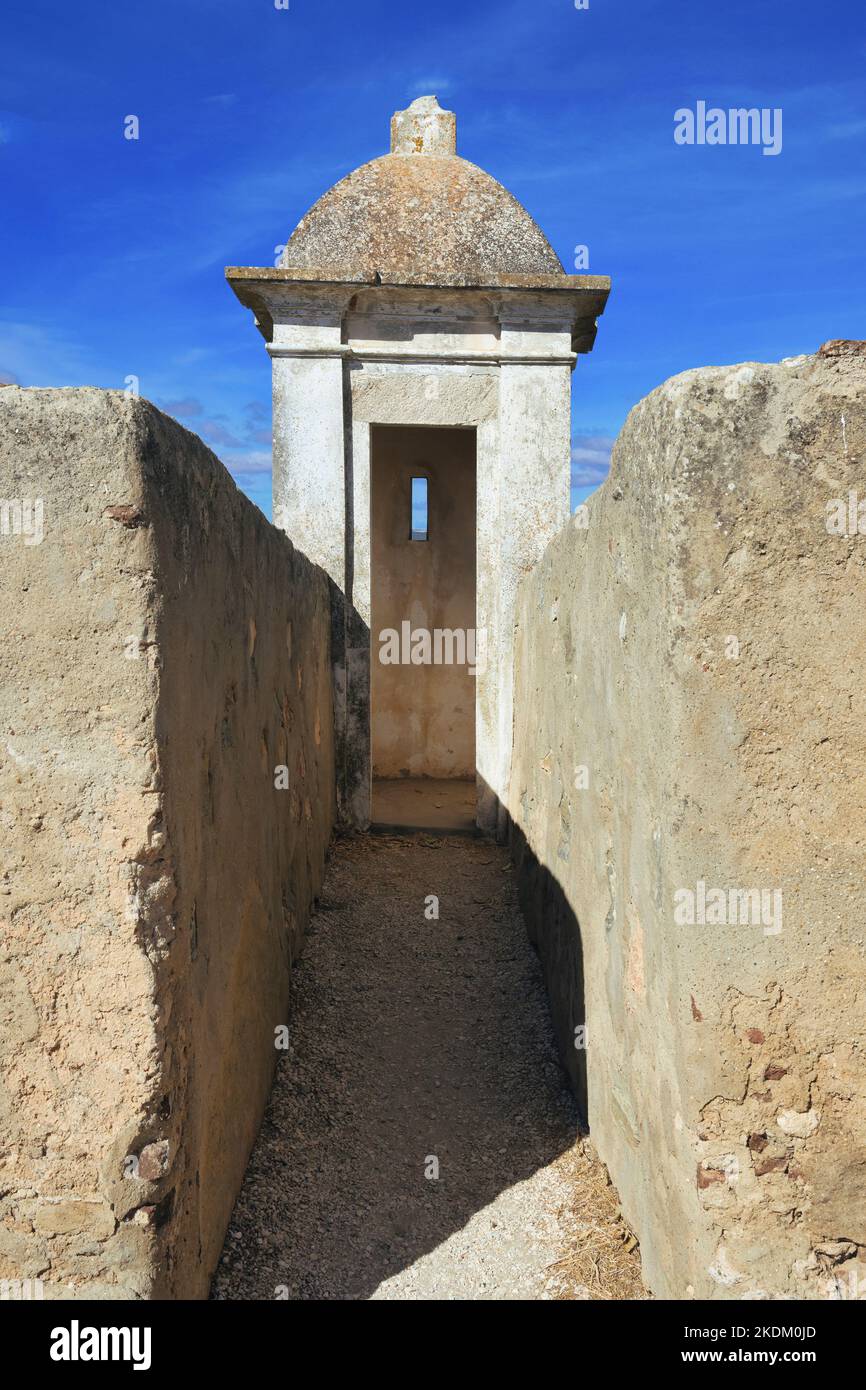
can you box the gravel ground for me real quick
[211,833,646,1301]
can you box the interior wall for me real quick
[371,425,476,778]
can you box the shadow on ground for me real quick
[211,832,583,1300]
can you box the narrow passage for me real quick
[212,834,645,1301]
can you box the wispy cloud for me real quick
[0,318,100,387]
[410,78,453,97]
[571,434,615,487]
[224,450,272,477]
[200,420,245,449]
[162,397,204,418]
[826,119,866,140]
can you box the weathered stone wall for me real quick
[0,388,334,1298]
[510,345,866,1299]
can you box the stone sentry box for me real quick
[228,96,609,834]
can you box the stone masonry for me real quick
[0,389,334,1298]
[2,350,864,1300]
[510,344,866,1300]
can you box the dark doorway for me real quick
[370,425,476,831]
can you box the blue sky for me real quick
[2,0,864,515]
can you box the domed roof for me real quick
[279,97,564,285]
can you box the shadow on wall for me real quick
[329,577,371,829]
[209,781,584,1301]
[510,814,588,1123]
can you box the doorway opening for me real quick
[370,424,477,833]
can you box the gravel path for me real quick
[212,833,645,1301]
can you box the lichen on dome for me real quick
[279,96,564,285]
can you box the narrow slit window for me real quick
[411,476,428,541]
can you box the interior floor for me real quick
[371,777,476,834]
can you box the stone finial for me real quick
[390,95,457,156]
